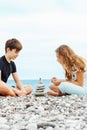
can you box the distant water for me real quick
[7,79,51,93]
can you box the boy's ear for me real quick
[6,47,11,52]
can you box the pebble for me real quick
[0,94,87,130]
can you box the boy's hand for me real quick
[16,85,27,96]
[17,90,26,96]
[12,88,26,96]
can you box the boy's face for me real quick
[7,48,20,60]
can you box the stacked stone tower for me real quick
[35,78,45,96]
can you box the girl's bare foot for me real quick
[47,91,58,96]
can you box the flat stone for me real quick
[35,93,46,96]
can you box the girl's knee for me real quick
[49,85,54,90]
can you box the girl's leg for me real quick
[47,85,64,96]
[58,82,87,96]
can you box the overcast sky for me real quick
[0,0,87,80]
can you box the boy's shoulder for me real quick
[10,60,16,65]
[0,56,5,68]
[0,55,4,61]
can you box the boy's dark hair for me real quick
[5,38,23,52]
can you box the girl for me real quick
[47,45,87,96]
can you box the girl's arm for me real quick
[51,71,84,87]
[51,77,65,86]
[70,71,84,86]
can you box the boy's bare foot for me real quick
[12,88,26,96]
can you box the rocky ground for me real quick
[0,94,87,130]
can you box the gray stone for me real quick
[26,123,37,130]
[35,78,46,96]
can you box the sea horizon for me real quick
[7,79,51,92]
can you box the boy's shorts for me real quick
[11,86,15,88]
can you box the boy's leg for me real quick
[12,87,20,96]
[0,85,16,96]
[13,85,32,96]
[24,85,32,95]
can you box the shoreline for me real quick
[0,94,87,130]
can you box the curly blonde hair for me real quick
[55,45,86,80]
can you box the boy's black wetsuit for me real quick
[0,56,16,82]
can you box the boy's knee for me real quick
[29,86,32,93]
[26,85,32,94]
[8,89,16,96]
[2,90,16,96]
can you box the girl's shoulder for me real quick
[81,58,87,71]
[82,57,87,63]
[82,58,87,67]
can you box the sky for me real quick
[0,0,87,80]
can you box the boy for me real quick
[0,38,32,96]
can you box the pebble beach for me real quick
[0,94,87,130]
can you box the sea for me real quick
[7,79,51,93]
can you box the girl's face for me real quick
[56,53,64,65]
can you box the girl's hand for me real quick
[51,77,61,86]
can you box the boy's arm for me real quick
[0,71,12,88]
[12,72,27,96]
[12,72,25,90]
